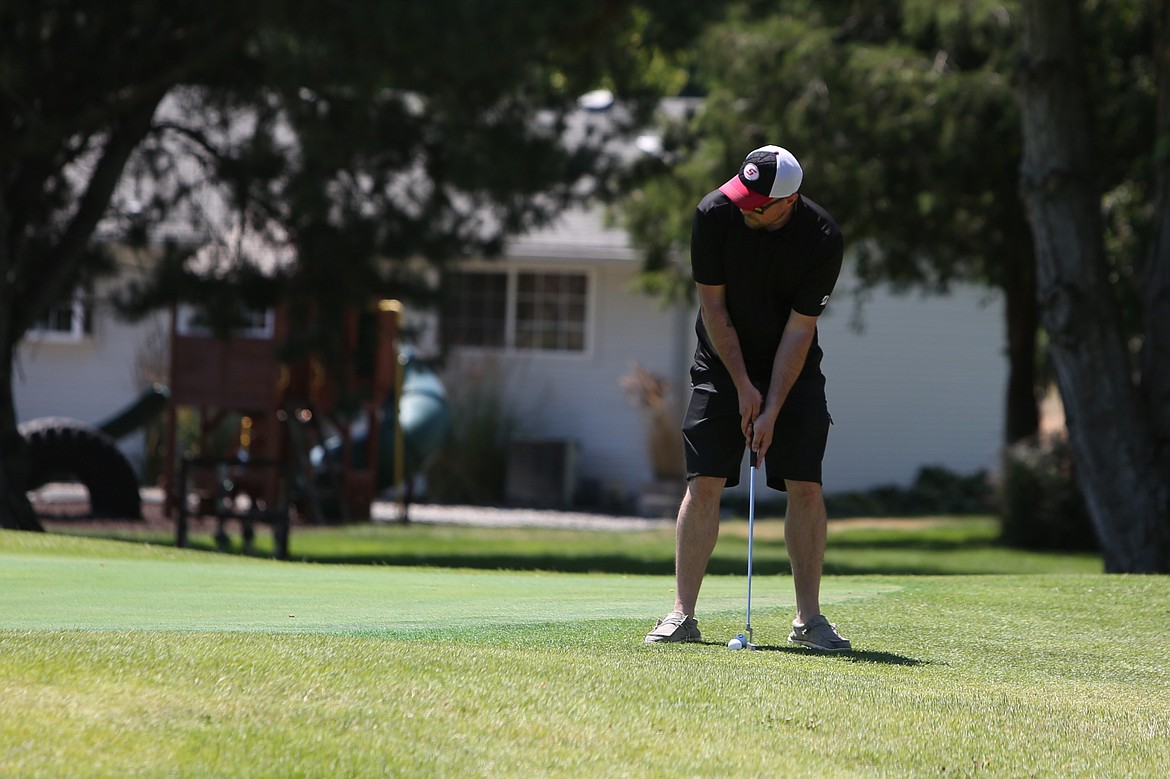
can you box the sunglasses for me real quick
[751,198,786,215]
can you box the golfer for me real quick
[645,145,850,651]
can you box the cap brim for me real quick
[718,176,772,211]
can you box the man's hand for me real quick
[738,383,762,440]
[750,407,779,460]
[753,309,819,462]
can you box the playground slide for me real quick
[378,350,450,487]
[96,384,170,440]
[314,350,451,489]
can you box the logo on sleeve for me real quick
[820,295,830,306]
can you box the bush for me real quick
[997,435,1097,551]
[425,359,520,505]
[823,466,994,518]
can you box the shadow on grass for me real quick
[296,552,681,574]
[57,517,1091,577]
[827,536,996,551]
[279,528,999,575]
[294,551,782,576]
[697,641,926,666]
[287,552,1029,577]
[57,532,1048,577]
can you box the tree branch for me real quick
[18,99,162,332]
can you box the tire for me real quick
[18,417,143,520]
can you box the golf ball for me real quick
[727,638,744,650]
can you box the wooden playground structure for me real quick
[162,300,404,558]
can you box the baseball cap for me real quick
[718,145,803,211]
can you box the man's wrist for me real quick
[731,373,756,396]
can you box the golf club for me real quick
[729,449,758,651]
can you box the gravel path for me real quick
[30,483,674,534]
[372,501,672,532]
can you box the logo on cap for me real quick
[743,163,760,182]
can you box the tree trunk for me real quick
[0,96,160,534]
[1003,247,1041,444]
[1143,0,1170,475]
[0,341,42,532]
[0,177,42,531]
[1017,0,1170,571]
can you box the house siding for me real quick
[491,209,1008,502]
[439,260,692,507]
[443,252,1007,505]
[815,283,1006,494]
[13,213,1008,507]
[14,285,169,477]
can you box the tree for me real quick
[0,1,710,531]
[622,1,1045,445]
[1016,0,1170,571]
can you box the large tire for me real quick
[18,417,142,520]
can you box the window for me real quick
[515,272,587,351]
[176,304,275,339]
[441,271,507,348]
[442,269,589,353]
[29,291,92,342]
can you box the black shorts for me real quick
[682,372,831,491]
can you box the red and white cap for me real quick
[718,145,803,210]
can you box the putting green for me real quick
[0,533,897,634]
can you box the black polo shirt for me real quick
[690,192,844,385]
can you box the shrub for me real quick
[619,362,685,481]
[822,466,993,518]
[997,435,1097,551]
[425,358,521,505]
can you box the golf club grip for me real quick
[750,449,758,469]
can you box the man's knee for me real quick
[683,476,724,512]
[785,480,823,506]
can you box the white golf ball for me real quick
[727,638,743,650]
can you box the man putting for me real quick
[645,145,850,651]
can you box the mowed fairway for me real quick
[2,529,1169,778]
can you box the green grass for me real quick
[4,523,1165,778]
[58,514,1103,575]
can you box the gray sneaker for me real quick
[644,611,701,644]
[788,615,851,652]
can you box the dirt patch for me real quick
[30,483,252,538]
[36,495,177,536]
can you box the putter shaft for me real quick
[745,450,756,645]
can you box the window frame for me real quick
[175,304,276,340]
[439,269,510,350]
[442,264,594,358]
[27,290,93,343]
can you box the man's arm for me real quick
[696,282,762,437]
[752,310,818,458]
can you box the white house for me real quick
[14,250,170,478]
[430,206,1007,509]
[14,201,1007,512]
[15,80,1013,514]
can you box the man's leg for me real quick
[672,476,726,616]
[647,378,734,644]
[645,475,725,643]
[784,479,827,623]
